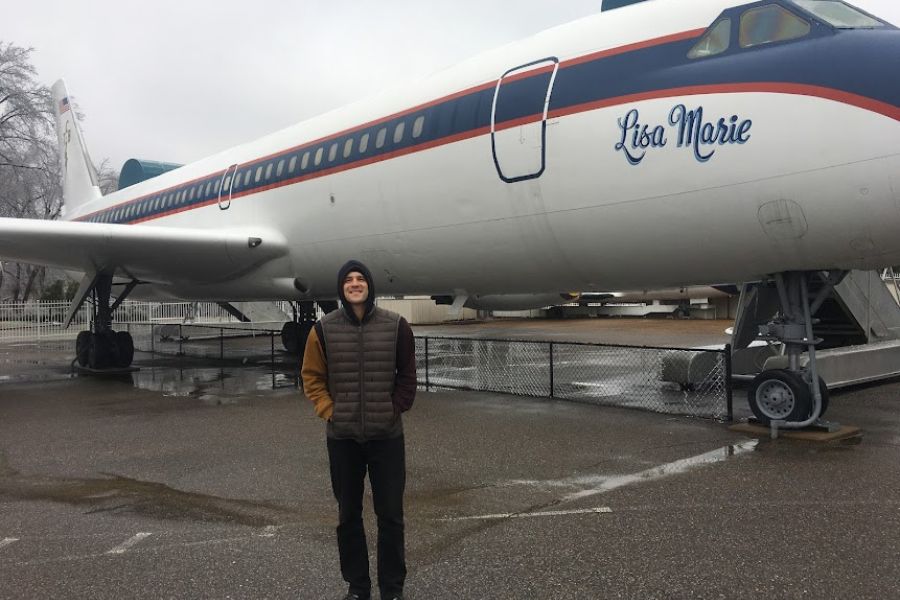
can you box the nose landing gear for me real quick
[747,271,842,437]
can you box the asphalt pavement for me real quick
[0,332,898,599]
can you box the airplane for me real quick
[0,0,897,429]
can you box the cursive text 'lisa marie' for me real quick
[614,104,752,166]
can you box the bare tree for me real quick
[96,157,118,195]
[0,43,118,301]
[0,42,63,301]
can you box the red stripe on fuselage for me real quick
[560,28,706,69]
[78,29,702,223]
[78,28,899,225]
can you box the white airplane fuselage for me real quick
[66,0,900,302]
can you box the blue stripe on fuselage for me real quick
[79,24,898,226]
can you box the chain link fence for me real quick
[67,323,733,420]
[416,337,732,421]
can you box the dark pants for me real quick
[327,435,406,598]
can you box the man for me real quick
[302,259,417,600]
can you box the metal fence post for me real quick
[549,341,555,398]
[425,337,430,392]
[178,323,183,356]
[151,323,155,355]
[220,328,224,360]
[725,344,734,422]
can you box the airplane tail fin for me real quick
[51,79,102,217]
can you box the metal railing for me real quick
[0,301,251,341]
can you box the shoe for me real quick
[383,595,403,600]
[341,594,369,600]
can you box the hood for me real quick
[337,259,376,322]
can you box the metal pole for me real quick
[178,323,183,356]
[220,328,224,360]
[549,341,555,398]
[271,332,276,389]
[151,323,155,355]
[425,337,430,392]
[724,344,733,422]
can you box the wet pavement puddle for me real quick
[0,466,299,526]
[509,441,758,503]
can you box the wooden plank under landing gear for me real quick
[729,422,861,442]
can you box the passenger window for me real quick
[302,151,310,169]
[740,5,810,48]
[376,127,387,149]
[289,156,297,173]
[265,163,273,180]
[343,138,353,158]
[393,122,405,144]
[255,166,263,183]
[359,133,370,153]
[175,191,183,204]
[213,180,220,194]
[329,143,338,162]
[688,18,731,59]
[188,187,195,201]
[276,159,285,177]
[412,116,425,138]
[315,147,323,166]
[206,181,212,195]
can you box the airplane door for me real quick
[491,57,558,183]
[218,164,238,210]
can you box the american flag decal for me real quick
[59,97,70,114]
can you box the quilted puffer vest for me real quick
[320,307,403,440]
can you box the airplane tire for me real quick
[282,322,315,355]
[115,331,134,367]
[281,322,301,354]
[748,369,811,424]
[88,333,107,369]
[76,331,91,367]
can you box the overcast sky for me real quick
[4,0,898,172]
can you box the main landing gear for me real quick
[746,271,843,434]
[280,300,338,358]
[70,273,136,370]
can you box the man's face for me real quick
[343,271,369,305]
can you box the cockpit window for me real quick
[791,0,885,28]
[688,18,732,59]
[740,4,811,48]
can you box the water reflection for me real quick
[129,363,298,403]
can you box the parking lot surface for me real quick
[1,327,898,599]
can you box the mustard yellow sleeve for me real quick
[301,327,333,421]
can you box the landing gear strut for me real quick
[281,300,338,357]
[747,271,843,434]
[73,273,135,370]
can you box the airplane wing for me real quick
[0,217,288,285]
